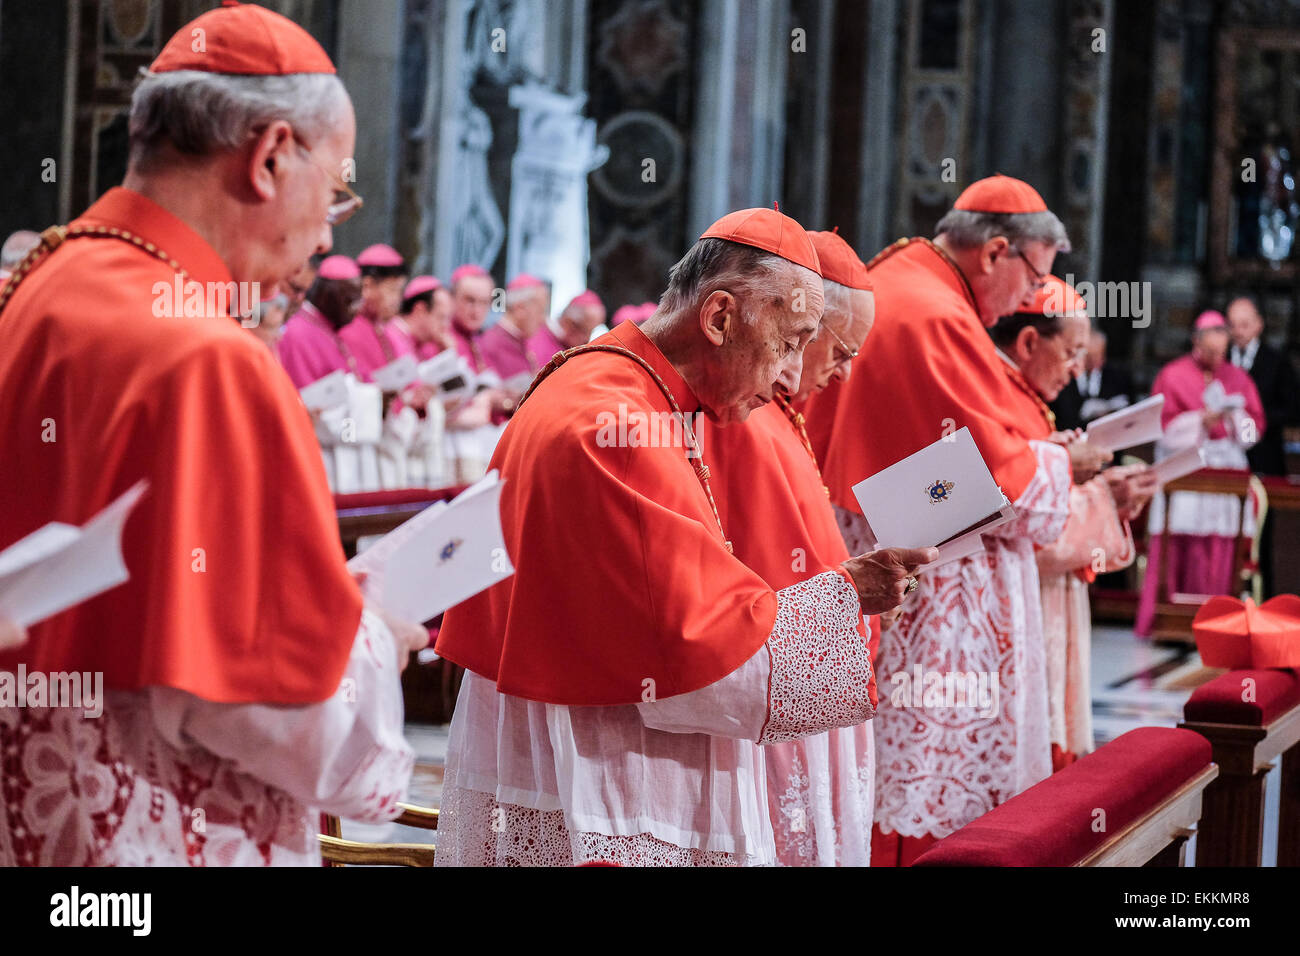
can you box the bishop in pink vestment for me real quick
[1137,312,1265,635]
[478,274,550,384]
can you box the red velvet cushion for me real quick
[333,486,464,510]
[1183,668,1300,727]
[911,728,1211,867]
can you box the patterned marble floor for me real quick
[342,625,1284,865]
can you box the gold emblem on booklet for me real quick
[925,479,955,504]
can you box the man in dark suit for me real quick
[1227,296,1296,476]
[1051,328,1132,432]
[1228,295,1297,599]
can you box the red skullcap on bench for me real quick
[150,2,336,76]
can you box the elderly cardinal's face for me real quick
[792,287,874,403]
[697,261,824,426]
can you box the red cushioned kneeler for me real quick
[1183,669,1300,727]
[334,486,465,509]
[911,728,1211,867]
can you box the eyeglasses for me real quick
[293,135,364,226]
[822,322,859,367]
[1009,243,1048,292]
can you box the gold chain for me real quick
[520,344,733,553]
[775,394,831,498]
[0,223,193,320]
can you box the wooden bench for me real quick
[1178,667,1300,866]
[334,486,465,557]
[1146,470,1266,644]
[911,728,1217,867]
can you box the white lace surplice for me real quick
[839,441,1071,840]
[766,723,874,867]
[1037,478,1132,758]
[0,610,413,866]
[435,571,873,867]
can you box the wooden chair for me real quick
[1147,470,1267,643]
[912,728,1218,867]
[1179,667,1300,866]
[319,804,440,867]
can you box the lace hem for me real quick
[434,786,753,867]
[760,571,873,744]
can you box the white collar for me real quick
[1233,338,1260,368]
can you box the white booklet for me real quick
[1153,445,1207,485]
[850,427,1015,566]
[417,350,476,403]
[0,480,148,629]
[1085,394,1165,453]
[348,471,514,623]
[300,370,349,412]
[372,353,420,393]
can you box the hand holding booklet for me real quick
[1085,394,1165,453]
[851,427,1016,567]
[0,480,148,629]
[348,471,514,625]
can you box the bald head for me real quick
[1226,296,1264,351]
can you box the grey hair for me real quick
[128,69,349,169]
[660,238,793,321]
[934,209,1071,253]
[505,284,548,310]
[821,278,857,322]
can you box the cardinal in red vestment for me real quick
[701,228,882,865]
[991,277,1155,768]
[804,176,1076,865]
[0,2,424,866]
[434,207,934,866]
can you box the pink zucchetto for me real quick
[317,255,360,280]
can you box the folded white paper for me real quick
[929,502,1018,565]
[1153,445,1207,485]
[1085,393,1165,453]
[372,353,419,393]
[300,370,349,411]
[348,471,514,623]
[851,427,1011,556]
[0,481,148,629]
[418,351,476,402]
[1203,380,1246,413]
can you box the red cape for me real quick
[0,188,361,704]
[435,322,779,705]
[808,239,1041,510]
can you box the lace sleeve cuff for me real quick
[758,570,874,745]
